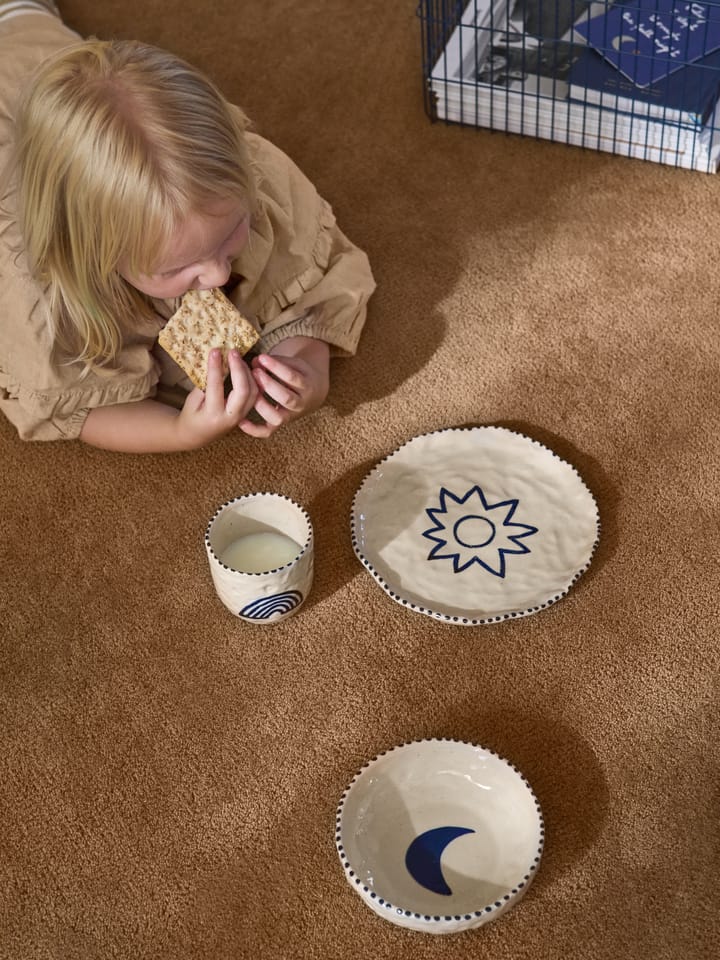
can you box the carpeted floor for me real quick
[1,2,719,958]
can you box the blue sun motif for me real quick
[422,485,538,577]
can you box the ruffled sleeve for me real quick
[0,236,161,442]
[0,363,160,442]
[230,133,376,357]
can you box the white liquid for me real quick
[221,532,301,573]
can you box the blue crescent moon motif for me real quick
[240,590,303,620]
[405,826,475,896]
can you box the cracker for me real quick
[158,287,260,390]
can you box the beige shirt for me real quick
[0,14,375,440]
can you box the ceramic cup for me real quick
[205,493,313,624]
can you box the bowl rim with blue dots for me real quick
[335,737,544,934]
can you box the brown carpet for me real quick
[2,2,719,958]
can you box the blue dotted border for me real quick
[350,426,601,625]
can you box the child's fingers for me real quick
[225,350,257,418]
[252,353,305,391]
[202,348,226,415]
[252,391,287,426]
[182,386,206,414]
[251,365,303,412]
[238,417,276,439]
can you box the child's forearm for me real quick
[78,341,329,452]
[268,335,330,365]
[79,398,192,453]
[81,348,260,452]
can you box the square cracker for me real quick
[158,287,260,390]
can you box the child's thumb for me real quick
[182,387,206,413]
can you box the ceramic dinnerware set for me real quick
[203,426,599,933]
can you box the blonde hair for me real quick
[12,39,255,368]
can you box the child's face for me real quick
[121,198,250,299]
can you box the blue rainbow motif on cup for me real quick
[240,590,303,620]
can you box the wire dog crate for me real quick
[418,0,720,172]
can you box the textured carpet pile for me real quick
[1,2,718,958]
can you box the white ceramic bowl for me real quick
[335,739,544,934]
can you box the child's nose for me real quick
[197,259,231,289]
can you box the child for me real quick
[0,2,375,451]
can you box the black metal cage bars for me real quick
[417,0,720,172]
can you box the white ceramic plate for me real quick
[351,427,599,624]
[336,739,544,934]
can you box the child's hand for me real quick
[239,337,330,438]
[177,348,258,448]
